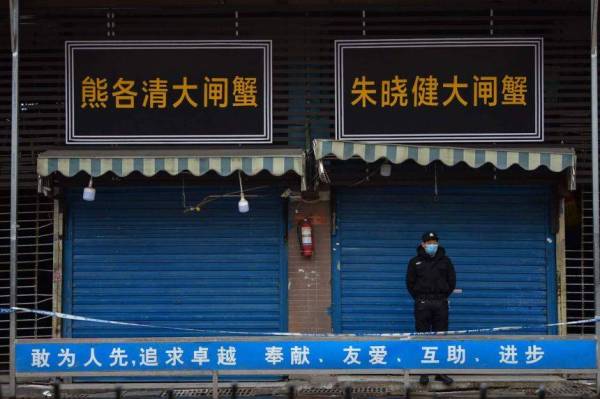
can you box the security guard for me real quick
[406,232,456,386]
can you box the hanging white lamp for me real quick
[82,177,96,202]
[237,171,249,213]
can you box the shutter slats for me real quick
[335,186,553,335]
[65,187,285,338]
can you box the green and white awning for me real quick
[314,139,577,189]
[38,148,305,186]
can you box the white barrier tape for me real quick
[2,307,308,336]
[3,307,600,338]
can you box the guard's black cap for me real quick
[421,231,439,242]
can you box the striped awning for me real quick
[37,148,305,186]
[314,139,577,189]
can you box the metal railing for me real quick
[0,190,53,375]
[567,187,596,335]
[0,381,561,399]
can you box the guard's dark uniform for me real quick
[406,245,456,332]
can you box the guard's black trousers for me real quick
[414,298,449,332]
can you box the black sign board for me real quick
[335,38,543,143]
[66,40,272,144]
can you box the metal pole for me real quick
[9,0,19,397]
[591,0,600,393]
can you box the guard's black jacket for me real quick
[406,245,456,300]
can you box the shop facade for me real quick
[36,31,578,341]
[35,149,305,340]
[315,140,575,335]
[1,0,596,384]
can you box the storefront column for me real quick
[556,198,568,335]
[287,193,332,333]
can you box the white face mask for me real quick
[425,243,438,256]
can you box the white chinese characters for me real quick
[290,346,310,365]
[84,348,102,367]
[25,342,550,372]
[139,347,158,367]
[191,347,210,366]
[525,345,545,365]
[368,346,387,365]
[217,346,237,366]
[265,346,284,365]
[31,349,50,368]
[166,347,184,367]
[342,346,361,365]
[499,345,544,365]
[421,346,439,364]
[447,345,466,365]
[58,348,76,368]
[109,347,129,367]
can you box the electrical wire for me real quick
[350,167,379,187]
[184,185,269,213]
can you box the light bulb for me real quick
[83,178,95,201]
[380,163,392,177]
[238,196,249,213]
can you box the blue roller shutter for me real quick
[63,186,287,338]
[332,186,556,335]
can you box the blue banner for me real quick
[16,338,595,375]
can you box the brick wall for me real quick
[287,196,332,333]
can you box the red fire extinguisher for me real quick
[298,218,314,258]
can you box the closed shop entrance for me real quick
[332,186,557,335]
[62,186,288,338]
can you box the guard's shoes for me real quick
[435,374,454,385]
[419,375,429,385]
